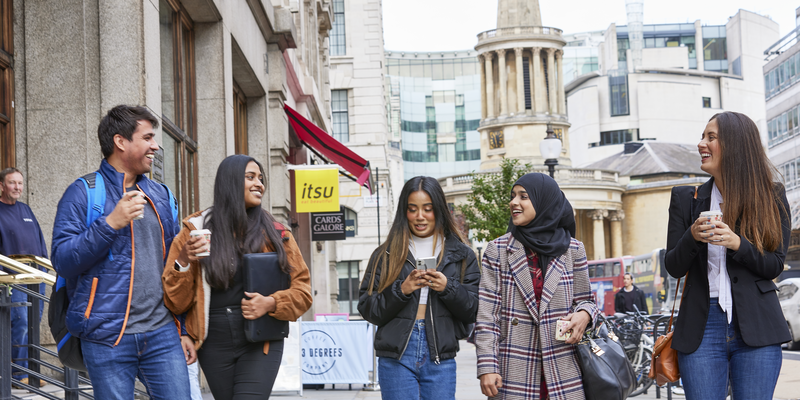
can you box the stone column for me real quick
[479,54,487,119]
[485,52,495,118]
[497,49,508,116]
[609,210,625,258]
[556,49,565,115]
[588,209,608,260]
[546,48,556,114]
[531,47,542,113]
[514,47,525,113]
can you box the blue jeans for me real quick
[11,284,45,379]
[378,320,456,400]
[678,298,782,400]
[81,321,191,400]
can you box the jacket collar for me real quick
[99,159,145,194]
[695,177,714,201]
[387,232,470,269]
[505,234,570,323]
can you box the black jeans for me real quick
[198,306,284,400]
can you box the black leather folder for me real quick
[242,252,290,342]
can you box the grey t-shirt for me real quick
[124,190,172,334]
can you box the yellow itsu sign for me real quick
[295,168,340,213]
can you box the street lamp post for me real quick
[539,122,562,179]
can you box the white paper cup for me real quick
[130,192,145,220]
[190,229,211,256]
[700,211,722,224]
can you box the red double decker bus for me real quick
[588,249,665,316]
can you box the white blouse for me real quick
[708,183,733,323]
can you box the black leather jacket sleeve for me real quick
[357,250,413,327]
[436,250,480,323]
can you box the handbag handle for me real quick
[666,186,699,334]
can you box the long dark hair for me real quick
[365,176,466,295]
[713,111,784,254]
[202,155,290,289]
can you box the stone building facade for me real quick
[2,0,340,319]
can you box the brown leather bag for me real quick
[649,272,687,386]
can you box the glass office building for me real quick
[385,51,482,181]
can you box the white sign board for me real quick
[301,321,373,384]
[362,194,387,208]
[272,321,303,395]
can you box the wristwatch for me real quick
[174,260,184,271]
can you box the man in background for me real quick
[0,167,48,387]
[614,273,649,314]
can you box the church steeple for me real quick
[497,0,542,28]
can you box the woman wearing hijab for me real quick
[475,173,599,400]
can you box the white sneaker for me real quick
[671,386,685,396]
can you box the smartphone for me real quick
[416,257,436,271]
[555,320,572,341]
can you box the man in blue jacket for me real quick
[51,105,191,399]
[0,168,48,386]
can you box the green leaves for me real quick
[457,158,532,243]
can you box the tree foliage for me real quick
[457,158,532,243]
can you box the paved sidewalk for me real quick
[12,344,799,399]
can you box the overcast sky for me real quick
[383,0,797,52]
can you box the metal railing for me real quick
[477,26,563,41]
[0,254,151,399]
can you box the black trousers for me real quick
[198,306,284,400]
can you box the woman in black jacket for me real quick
[665,111,791,400]
[358,176,480,400]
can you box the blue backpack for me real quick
[48,172,178,371]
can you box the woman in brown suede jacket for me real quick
[162,155,312,399]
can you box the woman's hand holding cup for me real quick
[692,212,740,251]
[177,231,211,266]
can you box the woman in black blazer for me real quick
[665,111,791,400]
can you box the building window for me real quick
[160,0,198,219]
[0,0,13,169]
[702,97,711,108]
[609,71,629,116]
[330,0,346,56]
[336,261,360,315]
[233,82,248,154]
[331,89,349,142]
[594,129,639,147]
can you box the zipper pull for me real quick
[435,356,440,365]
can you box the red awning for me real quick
[284,105,373,193]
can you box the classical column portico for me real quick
[531,47,542,113]
[546,48,556,114]
[497,49,508,116]
[515,47,525,113]
[479,54,487,119]
[588,209,608,260]
[556,49,565,115]
[485,52,495,118]
[609,210,625,258]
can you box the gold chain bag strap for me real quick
[649,186,696,386]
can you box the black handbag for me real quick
[241,253,290,342]
[576,315,637,400]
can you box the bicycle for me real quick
[611,305,655,397]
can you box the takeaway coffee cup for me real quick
[190,229,211,257]
[130,192,145,220]
[700,211,723,241]
[700,210,723,225]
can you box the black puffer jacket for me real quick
[357,234,480,362]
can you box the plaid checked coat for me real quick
[475,233,599,400]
